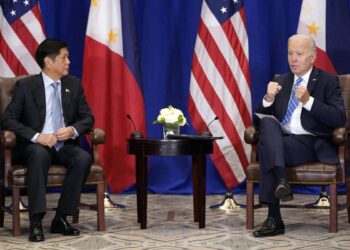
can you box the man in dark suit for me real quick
[253,34,346,237]
[1,39,94,242]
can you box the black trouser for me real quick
[257,117,318,204]
[19,143,91,220]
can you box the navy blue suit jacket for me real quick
[255,67,346,164]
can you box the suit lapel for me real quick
[33,74,46,122]
[281,73,295,116]
[61,78,72,123]
[307,67,319,94]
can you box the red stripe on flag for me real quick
[82,36,146,193]
[315,48,336,74]
[192,54,249,168]
[0,32,28,75]
[32,5,46,31]
[222,20,251,89]
[11,18,39,58]
[239,8,248,29]
[197,19,251,128]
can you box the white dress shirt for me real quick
[31,72,78,142]
[263,68,315,135]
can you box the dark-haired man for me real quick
[253,34,346,237]
[2,39,94,241]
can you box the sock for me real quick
[30,213,44,227]
[267,200,282,224]
[53,212,66,221]
[273,166,287,181]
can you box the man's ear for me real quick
[44,56,51,69]
[311,51,317,64]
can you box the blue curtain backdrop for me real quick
[38,0,350,194]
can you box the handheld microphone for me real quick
[126,114,143,139]
[201,116,219,137]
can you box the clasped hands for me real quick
[265,81,310,104]
[37,127,74,148]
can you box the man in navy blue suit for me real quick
[253,34,346,237]
[2,39,94,242]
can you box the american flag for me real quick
[188,0,252,189]
[0,0,45,77]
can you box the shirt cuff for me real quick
[70,126,79,139]
[31,133,40,143]
[303,96,314,111]
[262,95,274,107]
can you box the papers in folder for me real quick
[255,113,289,134]
[166,134,224,141]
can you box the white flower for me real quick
[153,105,188,126]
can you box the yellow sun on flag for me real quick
[108,30,118,43]
[91,0,99,7]
[307,21,320,35]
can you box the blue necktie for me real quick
[281,77,303,126]
[52,82,64,151]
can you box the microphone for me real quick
[201,116,219,137]
[126,114,143,138]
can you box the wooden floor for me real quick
[0,193,350,249]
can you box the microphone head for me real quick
[126,113,144,138]
[130,131,143,139]
[200,116,218,137]
[200,131,212,137]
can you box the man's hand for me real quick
[265,81,282,102]
[295,85,310,104]
[37,134,57,148]
[55,127,75,141]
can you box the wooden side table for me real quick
[127,138,213,229]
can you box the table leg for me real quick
[193,154,206,228]
[136,153,148,229]
[192,156,198,223]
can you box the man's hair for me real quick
[288,34,316,54]
[35,38,68,69]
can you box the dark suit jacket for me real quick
[255,67,346,164]
[1,74,94,148]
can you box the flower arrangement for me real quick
[153,105,187,126]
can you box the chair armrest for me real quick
[332,127,346,145]
[0,130,16,149]
[90,128,106,145]
[244,126,259,145]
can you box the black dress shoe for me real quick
[50,217,80,236]
[274,178,294,202]
[29,221,45,242]
[253,217,285,237]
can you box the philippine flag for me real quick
[82,0,146,192]
[297,0,350,74]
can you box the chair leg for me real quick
[72,211,79,224]
[329,183,337,233]
[0,185,5,227]
[97,182,105,231]
[12,187,21,236]
[346,180,350,223]
[246,181,254,230]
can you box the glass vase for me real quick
[163,123,180,139]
